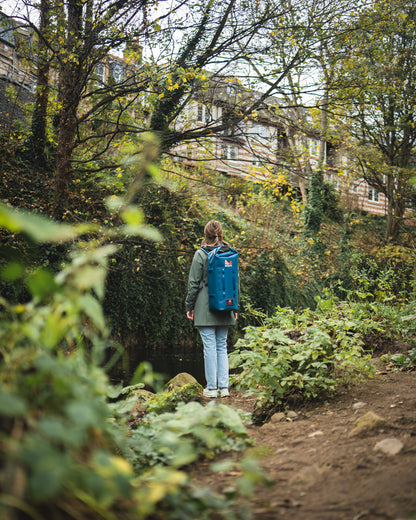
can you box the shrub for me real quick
[230,298,378,424]
[0,202,263,520]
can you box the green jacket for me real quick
[185,246,237,327]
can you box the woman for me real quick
[185,220,237,398]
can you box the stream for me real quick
[108,344,206,387]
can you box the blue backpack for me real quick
[202,246,239,311]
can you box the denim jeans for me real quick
[198,326,229,390]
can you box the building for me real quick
[0,12,36,129]
[0,12,396,217]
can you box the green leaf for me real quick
[0,261,25,281]
[78,294,106,330]
[21,435,71,501]
[210,459,235,473]
[0,203,95,243]
[37,417,86,448]
[0,389,27,416]
[27,268,60,299]
[121,205,144,226]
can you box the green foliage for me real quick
[322,181,343,223]
[129,401,251,471]
[103,184,198,347]
[382,349,416,371]
[337,246,415,302]
[241,249,288,316]
[0,200,264,520]
[230,295,381,423]
[304,168,324,237]
[145,383,203,414]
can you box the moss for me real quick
[146,382,203,414]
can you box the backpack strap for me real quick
[198,248,209,289]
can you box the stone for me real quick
[165,372,198,391]
[308,430,323,438]
[352,401,366,410]
[146,382,203,414]
[117,389,154,414]
[270,412,285,423]
[349,411,387,437]
[374,438,404,456]
[287,410,298,420]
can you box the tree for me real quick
[14,0,359,218]
[237,0,356,204]
[53,0,154,218]
[10,0,153,217]
[335,0,416,241]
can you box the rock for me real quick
[131,399,148,415]
[353,401,366,410]
[260,422,274,432]
[131,389,154,400]
[146,382,203,414]
[349,411,387,437]
[116,388,154,414]
[374,438,404,456]
[165,372,198,391]
[270,412,285,423]
[308,430,323,438]
[287,410,298,420]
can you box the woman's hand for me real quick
[186,310,194,320]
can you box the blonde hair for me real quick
[201,220,229,247]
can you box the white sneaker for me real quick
[219,388,229,398]
[203,388,218,398]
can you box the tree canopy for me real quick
[333,0,416,240]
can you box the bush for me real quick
[230,296,380,424]
[0,202,264,520]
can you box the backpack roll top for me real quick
[205,247,239,311]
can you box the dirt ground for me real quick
[193,361,416,520]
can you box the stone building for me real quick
[0,12,36,130]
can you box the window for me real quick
[221,143,238,160]
[405,197,414,209]
[109,62,123,82]
[308,138,319,157]
[368,187,379,202]
[326,172,339,190]
[226,84,235,95]
[197,103,211,124]
[94,63,105,85]
[251,123,268,141]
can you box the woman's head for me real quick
[202,220,226,246]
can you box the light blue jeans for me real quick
[198,326,229,390]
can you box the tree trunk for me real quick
[385,172,407,242]
[319,90,328,166]
[53,0,83,219]
[54,102,77,219]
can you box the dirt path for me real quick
[194,364,416,519]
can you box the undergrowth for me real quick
[0,197,264,519]
[230,291,416,425]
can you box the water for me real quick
[108,344,206,386]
